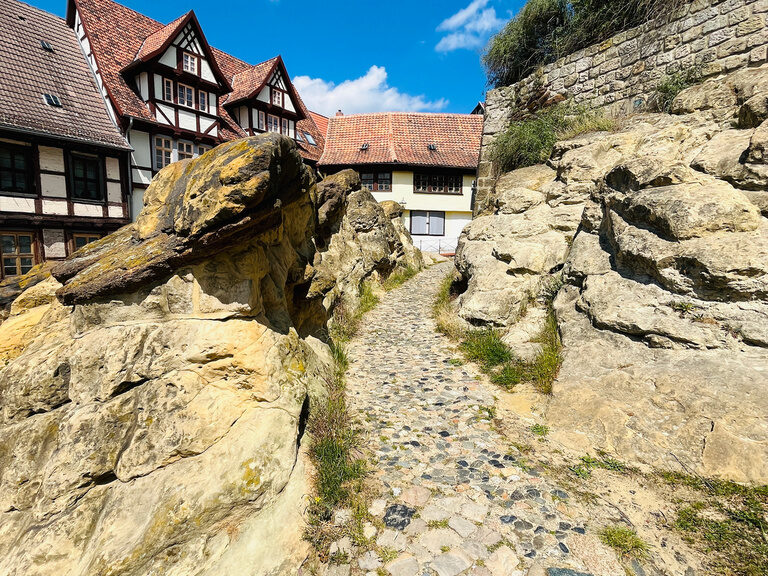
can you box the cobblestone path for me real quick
[335,262,618,576]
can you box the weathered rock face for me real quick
[0,134,420,575]
[457,66,768,483]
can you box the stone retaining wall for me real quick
[476,0,768,213]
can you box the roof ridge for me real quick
[12,0,67,22]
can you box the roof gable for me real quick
[224,57,304,121]
[318,113,483,170]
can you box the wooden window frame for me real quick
[267,114,280,134]
[361,171,392,192]
[72,232,101,253]
[409,210,446,237]
[0,142,34,196]
[177,83,194,108]
[154,136,173,170]
[258,110,266,131]
[182,51,199,75]
[413,172,463,195]
[178,141,194,161]
[198,90,208,112]
[0,231,37,279]
[163,78,174,102]
[69,153,105,202]
[271,88,284,108]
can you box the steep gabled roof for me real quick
[226,57,279,104]
[0,0,129,149]
[309,111,329,138]
[318,113,482,170]
[134,11,188,61]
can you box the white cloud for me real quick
[293,66,448,116]
[435,0,505,52]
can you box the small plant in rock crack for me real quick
[478,405,497,421]
[670,300,699,316]
[530,423,550,437]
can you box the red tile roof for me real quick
[134,11,189,61]
[309,111,329,138]
[0,0,129,149]
[69,0,324,161]
[318,113,482,170]
[226,57,279,104]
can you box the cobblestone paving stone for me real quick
[338,262,607,576]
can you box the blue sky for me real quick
[33,0,524,116]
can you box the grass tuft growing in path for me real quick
[599,525,649,560]
[382,265,418,291]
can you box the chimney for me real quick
[335,110,344,116]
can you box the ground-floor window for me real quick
[1,231,36,278]
[72,233,101,251]
[410,210,445,236]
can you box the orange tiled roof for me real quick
[69,0,324,161]
[318,113,482,170]
[226,57,279,104]
[309,111,329,137]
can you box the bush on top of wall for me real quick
[483,0,686,88]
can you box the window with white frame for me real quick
[163,78,173,102]
[178,141,194,161]
[177,83,193,108]
[410,211,445,236]
[267,114,280,133]
[271,89,283,108]
[198,90,208,112]
[361,172,391,192]
[258,110,265,131]
[197,145,211,156]
[154,136,172,169]
[182,52,198,75]
[281,118,289,136]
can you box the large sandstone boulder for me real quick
[0,134,421,575]
[457,65,768,483]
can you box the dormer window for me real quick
[198,90,208,112]
[182,52,198,75]
[267,114,280,133]
[177,83,193,108]
[163,78,173,102]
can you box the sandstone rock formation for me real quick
[457,66,768,483]
[0,134,420,575]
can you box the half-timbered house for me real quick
[318,113,482,254]
[0,0,132,279]
[66,0,326,219]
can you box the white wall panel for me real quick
[43,229,66,259]
[73,203,103,217]
[38,146,65,172]
[108,205,124,219]
[131,189,144,221]
[200,116,215,134]
[42,199,68,215]
[156,103,174,126]
[257,86,269,103]
[130,130,151,167]
[107,181,122,203]
[0,196,35,213]
[201,60,215,83]
[178,109,196,131]
[106,157,120,180]
[40,174,67,198]
[132,168,153,186]
[159,46,176,68]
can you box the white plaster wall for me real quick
[73,203,102,217]
[137,72,148,100]
[200,116,216,134]
[38,146,65,172]
[156,103,174,126]
[0,196,35,213]
[107,182,122,203]
[130,130,151,168]
[284,96,296,113]
[106,157,120,180]
[201,60,215,83]
[178,109,196,131]
[40,174,67,198]
[405,210,471,253]
[132,168,153,186]
[153,74,163,100]
[257,86,269,103]
[108,205,125,219]
[43,229,66,259]
[131,189,144,221]
[42,199,68,215]
[159,46,176,68]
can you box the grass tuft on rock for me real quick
[490,103,616,173]
[598,525,649,559]
[432,272,466,340]
[382,265,418,291]
[652,68,702,113]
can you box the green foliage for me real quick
[490,103,615,173]
[432,272,465,340]
[530,423,550,437]
[653,67,702,112]
[382,266,418,291]
[484,0,684,87]
[358,282,380,315]
[569,452,635,478]
[461,329,513,369]
[330,280,380,342]
[599,525,649,559]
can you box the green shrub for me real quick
[382,266,418,291]
[652,67,702,112]
[461,329,512,369]
[599,525,649,559]
[490,103,615,173]
[484,0,685,87]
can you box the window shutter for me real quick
[411,211,428,235]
